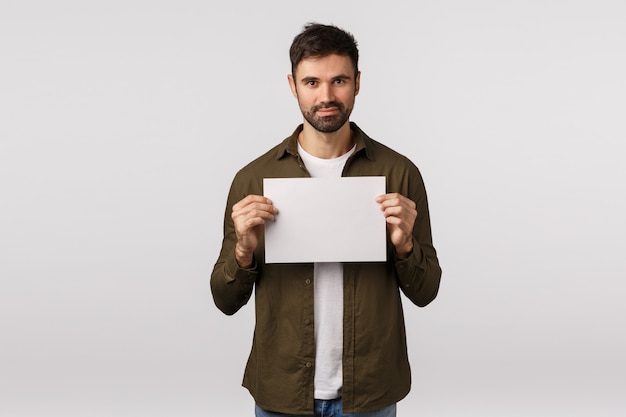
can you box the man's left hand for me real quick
[376,193,417,259]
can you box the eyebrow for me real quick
[300,74,352,83]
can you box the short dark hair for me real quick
[289,23,359,77]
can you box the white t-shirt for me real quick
[297,142,356,400]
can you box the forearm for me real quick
[393,166,442,306]
[210,245,258,315]
[211,173,263,315]
[395,241,441,307]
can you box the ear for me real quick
[355,71,361,96]
[287,74,298,98]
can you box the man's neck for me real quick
[298,122,354,159]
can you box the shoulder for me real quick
[227,132,300,199]
[367,136,417,167]
[351,124,426,196]
[354,124,421,174]
[235,125,302,179]
[234,136,293,179]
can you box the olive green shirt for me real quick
[210,122,442,414]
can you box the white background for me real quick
[1,1,624,416]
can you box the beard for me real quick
[301,101,352,133]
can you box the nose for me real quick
[319,82,335,104]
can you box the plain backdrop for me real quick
[1,1,625,416]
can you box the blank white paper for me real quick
[263,176,387,263]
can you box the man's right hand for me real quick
[231,195,278,268]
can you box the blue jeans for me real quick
[255,398,396,417]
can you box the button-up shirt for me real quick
[211,122,442,414]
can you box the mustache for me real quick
[311,102,344,112]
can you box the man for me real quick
[211,23,441,417]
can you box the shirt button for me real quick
[304,318,311,325]
[305,362,312,368]
[305,279,311,284]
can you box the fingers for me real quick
[376,193,416,211]
[376,193,416,258]
[377,193,416,232]
[233,195,278,216]
[231,195,278,264]
[376,193,417,221]
[233,195,278,222]
[231,195,278,243]
[233,205,277,226]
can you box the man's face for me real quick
[288,54,360,133]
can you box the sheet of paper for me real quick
[263,176,387,263]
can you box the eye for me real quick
[306,80,317,87]
[334,79,345,85]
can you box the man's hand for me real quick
[376,193,417,259]
[231,195,278,268]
